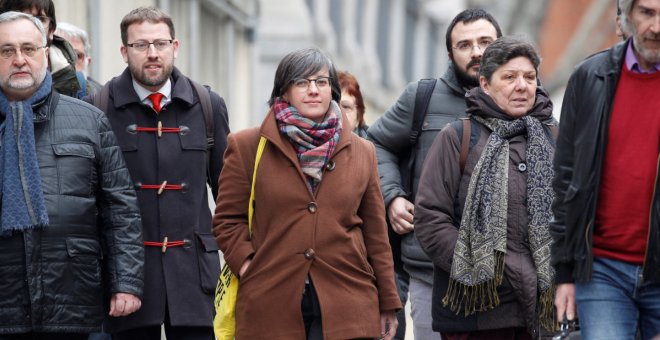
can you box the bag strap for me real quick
[189,80,216,185]
[459,118,471,173]
[90,81,110,114]
[248,136,267,237]
[190,80,215,148]
[410,78,437,145]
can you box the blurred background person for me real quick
[416,36,557,340]
[338,70,368,138]
[56,22,102,94]
[214,47,401,340]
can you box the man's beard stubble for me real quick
[453,59,480,89]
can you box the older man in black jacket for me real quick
[551,0,660,339]
[0,12,143,339]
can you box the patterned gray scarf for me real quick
[444,88,555,330]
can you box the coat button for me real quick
[518,163,527,172]
[307,202,317,213]
[325,161,336,171]
[304,248,315,260]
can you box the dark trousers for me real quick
[0,333,88,340]
[441,327,532,340]
[112,325,213,340]
[302,282,324,340]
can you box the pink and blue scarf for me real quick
[273,98,342,193]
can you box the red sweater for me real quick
[593,65,660,264]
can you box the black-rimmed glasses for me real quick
[292,77,332,91]
[126,40,173,52]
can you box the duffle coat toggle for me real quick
[125,123,190,137]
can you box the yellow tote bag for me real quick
[213,136,267,340]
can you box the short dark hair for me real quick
[0,0,56,35]
[445,8,502,53]
[268,47,341,107]
[120,7,175,45]
[338,71,366,128]
[479,35,541,83]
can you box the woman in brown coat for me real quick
[415,36,557,339]
[213,47,401,340]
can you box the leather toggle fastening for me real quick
[139,180,184,195]
[144,236,192,253]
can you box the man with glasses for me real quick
[367,8,502,339]
[0,0,83,98]
[0,11,143,339]
[84,6,229,340]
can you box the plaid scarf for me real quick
[273,98,342,193]
[444,87,555,331]
[0,72,52,235]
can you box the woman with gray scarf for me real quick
[415,36,557,340]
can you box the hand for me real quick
[109,293,141,317]
[239,258,252,277]
[388,197,414,235]
[379,310,398,340]
[555,283,576,321]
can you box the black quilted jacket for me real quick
[0,92,144,334]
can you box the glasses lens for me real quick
[316,78,329,87]
[294,79,309,88]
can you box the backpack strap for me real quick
[402,78,437,195]
[459,118,471,173]
[548,124,558,139]
[190,80,215,185]
[410,79,437,145]
[91,82,110,114]
[190,80,215,149]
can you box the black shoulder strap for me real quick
[190,80,214,149]
[549,124,558,139]
[410,78,437,145]
[459,118,471,173]
[91,82,111,113]
[190,80,215,185]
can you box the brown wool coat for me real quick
[213,112,401,340]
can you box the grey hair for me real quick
[479,35,541,82]
[618,0,635,36]
[268,47,341,106]
[0,11,47,46]
[56,22,90,55]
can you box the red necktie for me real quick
[148,92,164,113]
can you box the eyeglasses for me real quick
[292,77,332,91]
[126,40,173,52]
[452,40,493,53]
[0,45,46,59]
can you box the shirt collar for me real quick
[625,39,660,74]
[132,78,173,106]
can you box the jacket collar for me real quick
[440,61,468,96]
[32,91,55,123]
[593,40,628,78]
[110,66,195,109]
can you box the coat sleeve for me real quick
[96,112,144,297]
[414,124,462,273]
[208,91,230,199]
[358,142,403,312]
[213,132,256,274]
[366,82,418,208]
[550,70,580,284]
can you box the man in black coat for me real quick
[85,6,230,340]
[0,12,143,339]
